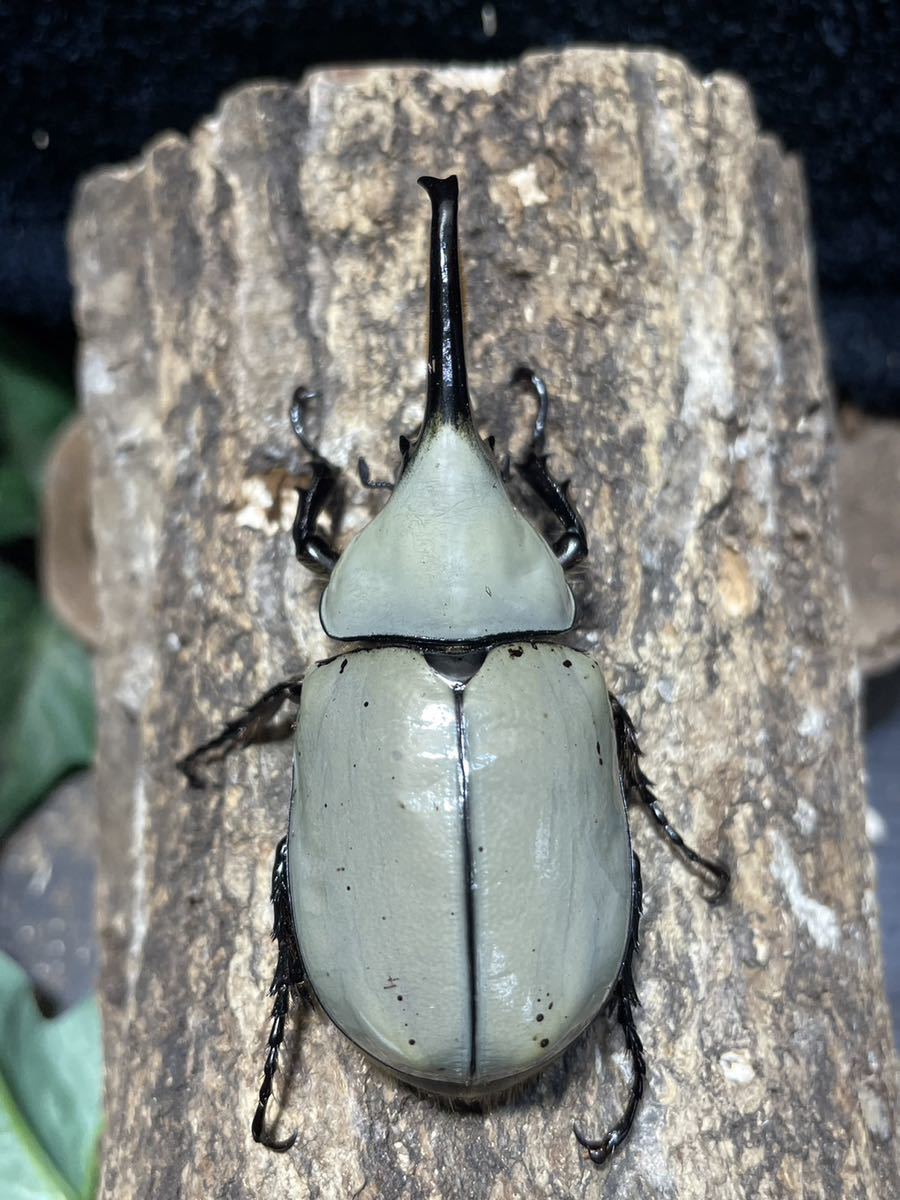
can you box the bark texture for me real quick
[69,49,898,1200]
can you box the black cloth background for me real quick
[2,0,898,412]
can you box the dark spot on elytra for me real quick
[346,885,351,891]
[340,659,348,673]
[563,659,572,668]
[397,995,403,1001]
[536,1013,544,1022]
[548,1001,553,1010]
[540,1038,549,1048]
[596,742,603,763]
[409,1038,416,1045]
[508,646,524,658]
[363,701,369,707]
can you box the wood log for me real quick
[69,48,899,1199]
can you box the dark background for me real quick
[2,0,899,416]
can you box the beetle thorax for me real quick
[319,420,574,644]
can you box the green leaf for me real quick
[0,329,73,479]
[0,566,95,836]
[0,465,39,543]
[0,953,103,1200]
[0,328,74,544]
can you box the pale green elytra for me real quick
[289,642,632,1093]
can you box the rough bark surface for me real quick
[837,414,900,675]
[69,49,898,1200]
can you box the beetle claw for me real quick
[573,1122,621,1165]
[252,1106,297,1152]
[176,755,207,789]
[289,388,326,462]
[703,862,731,906]
[510,364,536,387]
[358,456,394,491]
[263,1128,298,1153]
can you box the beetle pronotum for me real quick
[180,175,729,1167]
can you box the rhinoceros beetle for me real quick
[180,175,729,1166]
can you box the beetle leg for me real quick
[357,456,394,491]
[485,434,513,482]
[289,386,331,462]
[177,676,304,788]
[610,692,731,903]
[252,834,308,1152]
[290,387,343,576]
[510,367,588,570]
[574,852,645,1165]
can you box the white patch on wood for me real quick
[798,705,826,739]
[508,164,549,207]
[680,296,735,425]
[442,65,505,92]
[770,831,840,951]
[793,796,818,836]
[392,1141,412,1174]
[858,1084,891,1140]
[81,347,117,396]
[235,476,279,535]
[719,1049,756,1084]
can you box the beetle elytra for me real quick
[180,175,729,1167]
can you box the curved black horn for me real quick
[418,175,472,428]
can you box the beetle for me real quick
[180,174,729,1167]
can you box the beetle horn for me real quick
[418,174,473,430]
